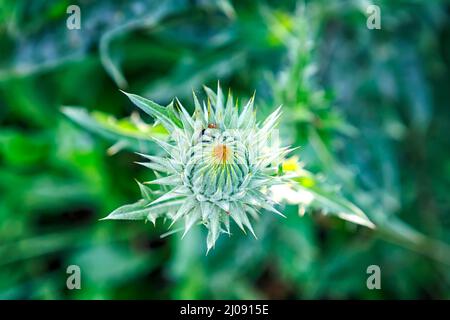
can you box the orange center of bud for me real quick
[212,144,232,164]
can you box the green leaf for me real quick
[101,200,151,220]
[292,176,375,229]
[61,106,168,154]
[135,179,154,200]
[121,91,183,129]
[102,198,185,222]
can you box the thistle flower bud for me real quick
[111,84,290,251]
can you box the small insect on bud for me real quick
[208,123,217,129]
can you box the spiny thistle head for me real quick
[109,84,291,251]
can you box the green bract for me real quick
[105,84,291,251]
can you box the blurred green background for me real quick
[1,0,450,299]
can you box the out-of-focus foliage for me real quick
[0,0,449,299]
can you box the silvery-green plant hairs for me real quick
[101,83,374,252]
